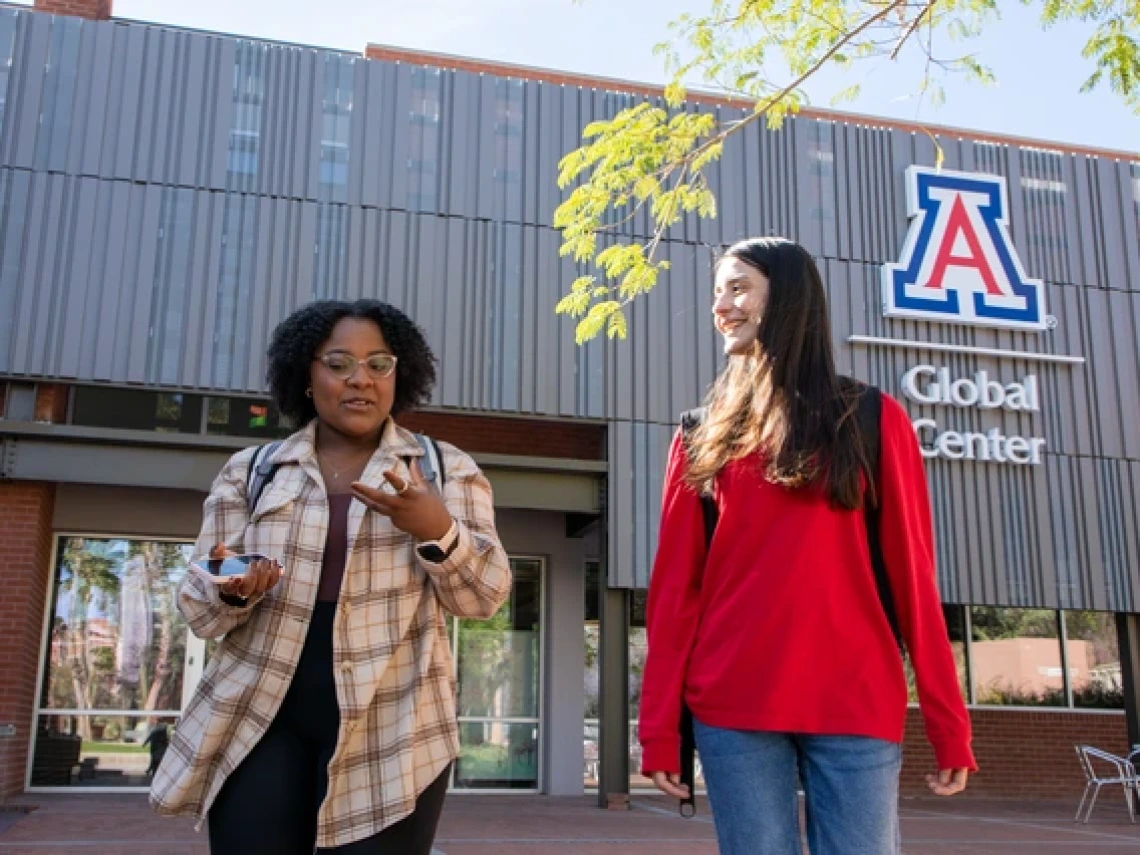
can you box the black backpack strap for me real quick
[854,385,904,652]
[680,408,718,548]
[676,407,710,817]
[246,441,283,516]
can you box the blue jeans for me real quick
[694,719,902,855]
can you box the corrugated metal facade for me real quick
[0,8,1137,608]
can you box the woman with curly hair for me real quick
[150,300,512,855]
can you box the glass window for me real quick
[0,11,17,135]
[205,396,292,439]
[803,120,836,226]
[0,170,29,353]
[970,607,1065,706]
[227,42,265,189]
[148,188,196,385]
[312,204,349,300]
[492,79,524,219]
[213,194,258,386]
[71,387,203,434]
[319,55,354,200]
[1065,611,1124,709]
[32,537,195,788]
[31,713,180,788]
[453,557,541,789]
[906,604,968,703]
[39,17,80,171]
[407,67,441,211]
[1019,150,1068,256]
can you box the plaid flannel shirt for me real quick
[150,419,512,848]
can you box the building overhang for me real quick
[0,422,603,514]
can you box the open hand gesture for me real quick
[350,460,453,543]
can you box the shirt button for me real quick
[342,602,352,617]
[340,662,352,675]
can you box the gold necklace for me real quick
[320,448,374,481]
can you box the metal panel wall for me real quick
[0,8,1137,607]
[608,259,1140,608]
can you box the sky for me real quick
[71,1,1140,152]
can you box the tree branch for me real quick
[890,1,940,61]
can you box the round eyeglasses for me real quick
[314,353,398,380]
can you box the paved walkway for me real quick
[0,792,1137,853]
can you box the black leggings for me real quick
[208,603,450,855]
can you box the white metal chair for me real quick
[1074,744,1138,824]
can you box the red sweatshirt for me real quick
[639,393,976,775]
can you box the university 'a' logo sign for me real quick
[882,166,1048,331]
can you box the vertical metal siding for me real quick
[0,8,1137,608]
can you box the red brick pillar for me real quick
[0,482,56,799]
[33,0,113,19]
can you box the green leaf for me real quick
[830,83,861,106]
[553,0,1140,346]
[606,310,629,340]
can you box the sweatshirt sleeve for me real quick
[877,393,977,772]
[638,429,709,775]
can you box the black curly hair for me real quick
[267,300,437,424]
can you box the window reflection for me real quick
[320,55,354,199]
[312,203,349,299]
[228,42,265,190]
[407,67,441,211]
[970,607,1065,706]
[206,396,291,439]
[454,721,537,790]
[906,604,968,703]
[41,539,193,716]
[33,538,194,787]
[149,188,195,385]
[1065,611,1124,709]
[492,79,524,219]
[213,194,258,386]
[804,120,836,227]
[454,557,541,790]
[457,560,539,720]
[31,713,178,788]
[72,386,202,434]
[0,11,17,135]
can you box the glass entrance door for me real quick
[30,536,194,790]
[450,556,543,791]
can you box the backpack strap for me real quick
[246,441,283,516]
[412,432,447,490]
[853,384,905,652]
[676,407,708,818]
[680,408,717,550]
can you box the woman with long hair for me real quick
[638,238,975,854]
[151,299,511,854]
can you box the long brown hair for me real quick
[684,238,873,510]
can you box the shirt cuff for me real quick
[640,736,682,776]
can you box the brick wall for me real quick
[398,411,605,461]
[901,706,1130,799]
[33,385,68,424]
[0,482,56,800]
[33,0,113,19]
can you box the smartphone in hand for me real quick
[190,553,275,584]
